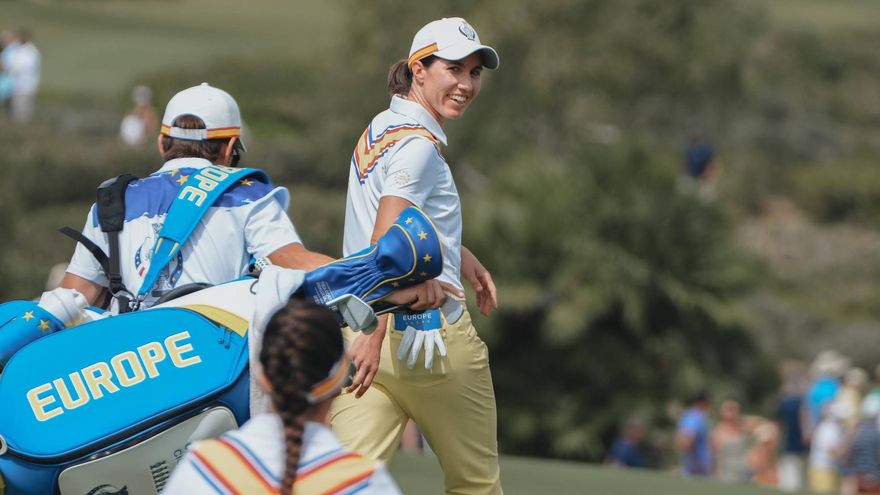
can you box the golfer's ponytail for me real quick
[388,59,412,97]
[259,299,344,494]
[388,55,438,97]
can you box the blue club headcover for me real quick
[0,301,65,369]
[301,206,443,304]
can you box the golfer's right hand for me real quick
[346,314,387,398]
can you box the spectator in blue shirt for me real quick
[676,391,713,476]
[683,134,716,180]
[608,417,647,468]
[777,362,809,492]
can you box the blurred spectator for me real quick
[841,396,880,495]
[711,400,751,483]
[399,419,427,454]
[7,27,40,123]
[683,134,716,179]
[777,361,809,492]
[748,421,780,487]
[119,85,159,146]
[676,391,712,477]
[0,31,18,113]
[868,364,880,402]
[608,417,647,468]
[45,262,68,291]
[838,367,869,432]
[809,401,848,493]
[679,133,720,200]
[806,350,849,437]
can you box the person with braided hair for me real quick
[163,298,401,494]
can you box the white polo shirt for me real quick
[66,158,300,309]
[343,95,463,292]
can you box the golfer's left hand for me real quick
[461,247,497,316]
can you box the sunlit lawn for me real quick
[3,0,342,96]
[390,453,807,495]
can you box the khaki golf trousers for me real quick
[330,308,502,495]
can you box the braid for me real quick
[260,299,344,494]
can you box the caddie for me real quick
[59,82,333,310]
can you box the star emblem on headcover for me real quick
[38,320,50,332]
[422,254,432,263]
[405,217,414,225]
[418,231,428,240]
[420,271,429,277]
[22,311,34,321]
[392,281,400,288]
[240,179,254,186]
[177,175,189,185]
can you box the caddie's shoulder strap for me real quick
[59,174,138,312]
[138,166,270,300]
[97,174,138,311]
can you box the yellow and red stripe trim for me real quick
[206,127,241,139]
[294,452,375,494]
[160,124,241,139]
[308,355,351,402]
[407,43,438,68]
[354,126,439,181]
[324,469,374,494]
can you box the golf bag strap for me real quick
[97,174,138,312]
[138,166,270,299]
[58,227,109,276]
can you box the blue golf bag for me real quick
[0,280,254,495]
[0,205,443,495]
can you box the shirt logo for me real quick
[135,222,184,295]
[459,22,476,41]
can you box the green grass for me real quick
[757,0,880,33]
[389,453,803,495]
[3,0,342,96]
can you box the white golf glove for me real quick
[397,325,447,369]
[37,287,88,327]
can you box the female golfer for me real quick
[331,17,501,494]
[164,299,400,494]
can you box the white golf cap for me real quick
[407,17,499,70]
[160,82,246,150]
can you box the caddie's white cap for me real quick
[407,17,499,70]
[160,82,246,151]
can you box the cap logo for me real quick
[458,22,476,41]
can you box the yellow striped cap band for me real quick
[407,43,438,68]
[307,354,351,404]
[161,124,241,141]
